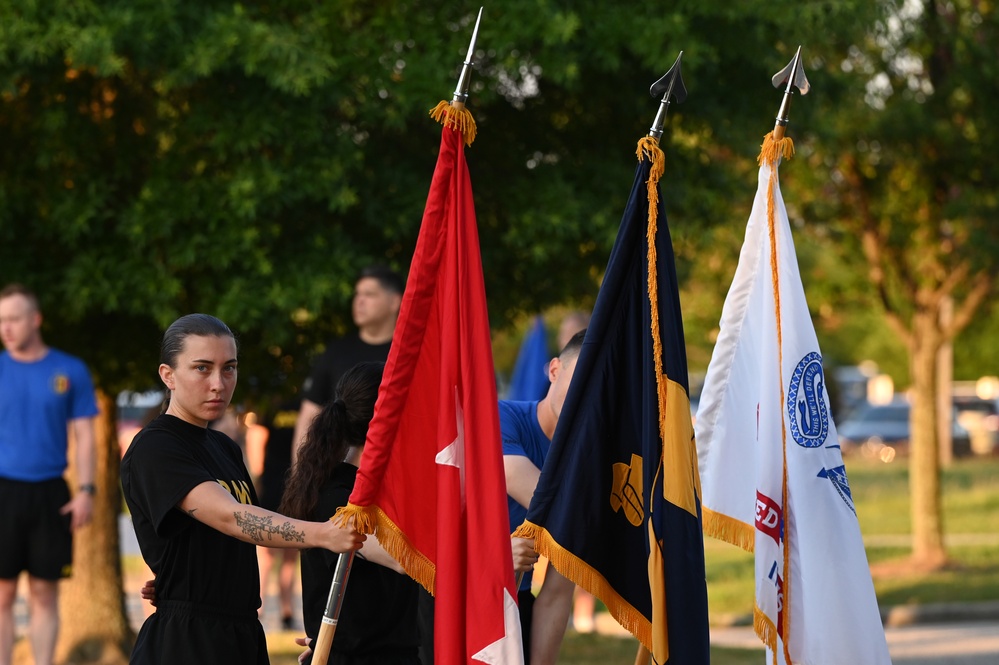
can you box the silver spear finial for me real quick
[451,7,483,108]
[771,45,810,139]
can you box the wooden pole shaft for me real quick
[310,551,355,665]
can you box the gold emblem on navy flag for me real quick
[610,453,644,527]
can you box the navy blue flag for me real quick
[514,139,709,664]
[507,315,550,401]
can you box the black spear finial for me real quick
[648,51,687,142]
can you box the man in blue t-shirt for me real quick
[501,328,585,665]
[0,284,98,665]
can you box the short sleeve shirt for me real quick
[0,349,99,481]
[499,400,550,590]
[121,414,261,613]
[301,334,391,407]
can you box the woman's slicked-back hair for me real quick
[160,314,237,368]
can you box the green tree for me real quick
[792,0,999,566]
[0,1,889,378]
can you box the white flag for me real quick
[695,135,892,665]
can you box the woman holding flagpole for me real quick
[121,313,366,665]
[281,361,422,665]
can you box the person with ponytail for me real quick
[281,361,421,665]
[121,314,365,665]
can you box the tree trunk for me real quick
[908,316,947,568]
[936,296,953,467]
[56,390,134,664]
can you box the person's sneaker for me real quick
[281,614,294,631]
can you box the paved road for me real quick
[886,622,999,665]
[709,622,999,665]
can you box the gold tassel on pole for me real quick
[429,100,477,146]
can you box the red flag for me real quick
[338,105,523,665]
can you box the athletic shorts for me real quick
[130,600,268,665]
[0,477,72,580]
[518,588,536,663]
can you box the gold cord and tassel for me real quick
[635,136,670,464]
[758,131,794,168]
[429,100,477,146]
[757,129,795,665]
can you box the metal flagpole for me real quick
[309,12,484,665]
[762,48,808,662]
[770,45,810,141]
[634,53,687,665]
[647,51,686,143]
[451,7,483,110]
[311,551,355,665]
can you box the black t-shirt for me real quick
[121,413,261,614]
[301,463,420,659]
[302,334,391,406]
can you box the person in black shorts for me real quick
[0,283,98,665]
[281,361,421,665]
[120,313,365,665]
[291,265,404,464]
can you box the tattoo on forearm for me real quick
[233,511,306,544]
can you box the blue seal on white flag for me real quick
[787,352,830,448]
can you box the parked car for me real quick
[951,395,999,456]
[837,400,971,463]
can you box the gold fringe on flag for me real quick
[334,502,437,595]
[333,502,376,534]
[702,507,755,552]
[754,605,778,652]
[429,100,477,146]
[513,520,655,651]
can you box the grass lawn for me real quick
[848,456,999,535]
[264,631,764,665]
[705,456,999,619]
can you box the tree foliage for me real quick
[787,0,999,564]
[0,0,880,393]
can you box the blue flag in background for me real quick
[507,315,550,401]
[514,139,709,665]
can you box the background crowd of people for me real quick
[0,270,596,665]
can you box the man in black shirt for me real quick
[291,265,404,463]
